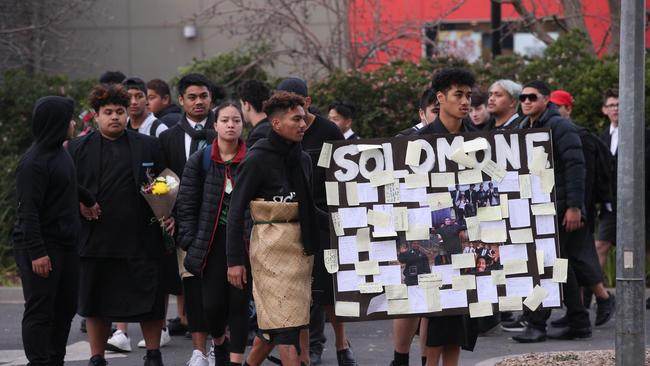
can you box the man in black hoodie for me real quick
[147,79,183,127]
[13,96,80,366]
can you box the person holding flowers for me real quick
[67,83,173,366]
[176,101,249,366]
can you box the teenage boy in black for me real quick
[239,80,271,148]
[13,96,79,366]
[147,79,183,127]
[512,80,594,343]
[276,77,356,366]
[396,88,439,137]
[416,67,478,366]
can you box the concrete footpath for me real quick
[1,288,649,366]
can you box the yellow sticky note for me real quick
[367,210,390,228]
[430,172,456,188]
[531,203,556,216]
[536,250,545,275]
[451,275,476,290]
[523,285,549,311]
[552,258,568,283]
[481,159,507,183]
[541,168,555,193]
[369,170,395,187]
[463,137,489,153]
[356,227,370,252]
[427,192,454,210]
[317,143,333,168]
[424,287,443,312]
[491,270,506,285]
[509,228,534,243]
[500,194,509,218]
[450,147,477,168]
[358,282,383,293]
[465,216,480,241]
[335,301,360,317]
[384,180,401,203]
[451,253,476,269]
[503,260,528,275]
[405,173,429,188]
[345,182,359,206]
[385,284,408,300]
[331,212,344,236]
[530,148,548,176]
[405,224,429,241]
[393,207,409,231]
[325,181,339,206]
[498,296,523,311]
[519,174,532,199]
[458,169,483,185]
[418,272,442,283]
[355,260,380,275]
[405,140,422,166]
[480,221,508,243]
[469,302,494,318]
[477,206,502,221]
[323,249,339,274]
[387,299,410,315]
[357,144,382,151]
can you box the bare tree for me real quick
[0,0,95,74]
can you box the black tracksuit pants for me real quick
[201,226,250,354]
[15,246,79,366]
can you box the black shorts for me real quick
[561,226,603,287]
[597,210,616,245]
[182,276,209,333]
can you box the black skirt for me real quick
[78,257,165,322]
[426,315,478,351]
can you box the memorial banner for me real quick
[319,128,564,320]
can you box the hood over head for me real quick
[31,96,74,149]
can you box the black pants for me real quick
[526,225,591,330]
[182,276,208,333]
[16,246,79,366]
[308,303,327,355]
[201,227,251,354]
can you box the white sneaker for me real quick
[106,330,132,352]
[137,327,172,348]
[186,349,209,366]
[207,345,215,366]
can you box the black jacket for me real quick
[245,118,271,149]
[67,130,166,258]
[519,106,585,217]
[156,104,183,127]
[226,137,313,266]
[485,113,523,131]
[177,141,246,276]
[415,116,477,135]
[12,96,80,259]
[580,127,613,230]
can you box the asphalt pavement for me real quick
[0,291,648,366]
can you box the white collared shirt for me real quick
[343,129,356,139]
[609,124,618,155]
[128,113,168,137]
[185,117,208,160]
[502,113,520,128]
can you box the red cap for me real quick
[549,90,574,107]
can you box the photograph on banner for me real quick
[449,181,501,225]
[460,242,502,274]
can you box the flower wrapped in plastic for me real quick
[140,168,180,253]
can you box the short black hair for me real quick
[277,77,308,97]
[146,79,171,98]
[471,88,487,108]
[262,91,305,119]
[522,80,551,96]
[211,84,227,105]
[328,100,355,119]
[431,67,475,94]
[603,88,619,104]
[99,71,126,84]
[238,80,271,113]
[123,77,146,94]
[89,83,129,111]
[419,88,439,111]
[177,73,212,96]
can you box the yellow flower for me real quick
[151,181,170,195]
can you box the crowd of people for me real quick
[12,64,643,366]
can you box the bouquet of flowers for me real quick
[140,168,180,253]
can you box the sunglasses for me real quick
[519,93,540,102]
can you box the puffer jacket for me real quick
[177,140,246,276]
[519,105,585,218]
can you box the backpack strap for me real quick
[149,119,163,137]
[202,144,212,173]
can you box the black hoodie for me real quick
[12,96,80,259]
[156,104,183,127]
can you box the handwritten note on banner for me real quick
[323,129,560,321]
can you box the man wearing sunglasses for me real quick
[513,80,596,343]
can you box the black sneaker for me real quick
[166,317,188,336]
[550,314,569,328]
[595,293,615,326]
[336,347,358,366]
[500,311,514,322]
[512,326,546,343]
[143,349,164,366]
[547,326,592,340]
[88,354,107,366]
[500,314,527,332]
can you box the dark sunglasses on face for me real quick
[519,93,539,102]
